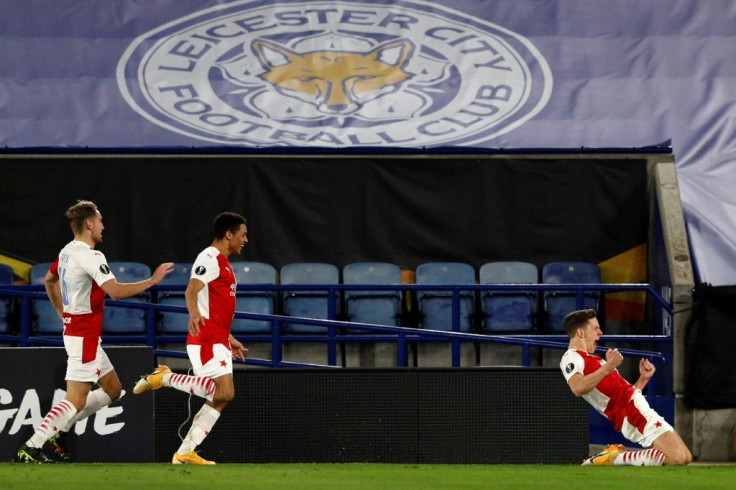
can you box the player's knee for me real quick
[214,387,234,403]
[667,447,692,466]
[681,447,693,465]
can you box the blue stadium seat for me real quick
[30,262,62,334]
[103,262,151,333]
[343,262,402,331]
[280,263,339,333]
[157,263,192,333]
[0,264,14,333]
[542,262,601,332]
[415,262,475,332]
[479,262,539,333]
[230,261,277,334]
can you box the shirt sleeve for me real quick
[80,250,116,286]
[560,350,585,383]
[49,257,59,277]
[190,250,220,284]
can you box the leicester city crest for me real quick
[117,0,552,147]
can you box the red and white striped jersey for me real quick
[560,349,636,431]
[187,246,236,347]
[50,240,115,337]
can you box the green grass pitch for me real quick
[1,463,735,489]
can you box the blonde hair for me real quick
[65,200,98,235]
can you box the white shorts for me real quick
[63,335,114,383]
[620,390,674,447]
[186,343,233,379]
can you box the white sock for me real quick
[60,389,113,433]
[176,404,221,455]
[163,373,216,401]
[613,448,665,466]
[27,399,78,448]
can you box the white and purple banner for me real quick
[1,0,734,285]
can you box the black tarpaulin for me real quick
[685,283,736,409]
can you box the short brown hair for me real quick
[65,200,99,235]
[563,309,597,337]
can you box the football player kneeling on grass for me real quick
[560,309,691,466]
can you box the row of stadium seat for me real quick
[15,261,601,335]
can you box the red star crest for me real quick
[220,360,228,367]
[655,421,662,428]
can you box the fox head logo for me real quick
[251,38,414,115]
[121,1,551,146]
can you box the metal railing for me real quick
[0,282,672,370]
[0,281,675,417]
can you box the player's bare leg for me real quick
[652,431,692,465]
[96,370,123,401]
[208,373,235,412]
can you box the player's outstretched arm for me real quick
[102,262,174,300]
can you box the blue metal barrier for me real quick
[0,282,672,370]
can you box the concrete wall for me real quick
[693,408,736,462]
